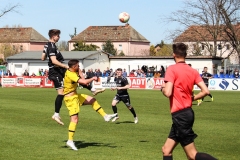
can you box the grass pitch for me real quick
[0,88,239,160]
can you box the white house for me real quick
[6,51,110,76]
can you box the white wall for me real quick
[110,58,216,74]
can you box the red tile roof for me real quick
[69,24,150,43]
[0,27,48,43]
[174,24,240,42]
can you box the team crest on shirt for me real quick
[119,80,121,83]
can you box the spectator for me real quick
[233,69,239,78]
[154,71,160,78]
[146,69,153,77]
[160,65,165,78]
[81,69,87,78]
[226,67,232,75]
[31,72,36,77]
[95,69,102,77]
[5,70,12,76]
[107,68,115,83]
[12,72,17,76]
[106,67,111,76]
[87,69,95,79]
[219,67,224,75]
[102,70,109,77]
[129,70,135,77]
[122,68,127,77]
[23,70,29,76]
[44,69,49,76]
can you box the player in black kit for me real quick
[41,29,104,125]
[198,67,213,106]
[111,68,138,123]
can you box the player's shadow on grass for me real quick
[115,121,134,124]
[62,140,117,149]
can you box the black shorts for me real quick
[168,108,197,147]
[48,68,66,89]
[113,94,131,107]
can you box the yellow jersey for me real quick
[64,70,80,95]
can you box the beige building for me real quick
[0,27,48,60]
[68,24,150,56]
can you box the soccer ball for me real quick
[119,12,130,23]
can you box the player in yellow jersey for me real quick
[64,59,117,151]
[188,64,202,106]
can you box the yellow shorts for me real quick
[64,94,88,116]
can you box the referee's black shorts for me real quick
[48,68,66,89]
[168,107,197,147]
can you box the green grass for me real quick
[0,88,239,160]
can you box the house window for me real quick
[218,44,222,50]
[118,44,122,51]
[201,44,204,50]
[193,44,197,50]
[20,45,23,52]
[210,44,213,50]
[226,44,230,50]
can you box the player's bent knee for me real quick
[162,146,172,156]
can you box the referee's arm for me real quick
[161,81,173,98]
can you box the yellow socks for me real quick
[92,101,106,117]
[68,122,77,140]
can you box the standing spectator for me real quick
[86,69,90,78]
[23,70,29,76]
[81,69,87,78]
[226,67,232,75]
[160,43,217,160]
[107,68,115,83]
[5,70,12,76]
[122,68,127,77]
[160,65,165,78]
[146,69,153,77]
[233,68,239,78]
[198,67,213,105]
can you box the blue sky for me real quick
[0,0,184,45]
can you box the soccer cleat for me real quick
[66,140,78,151]
[52,115,64,125]
[134,117,138,124]
[211,96,214,101]
[197,99,202,106]
[111,116,119,122]
[92,88,106,96]
[104,113,117,122]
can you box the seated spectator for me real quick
[102,70,109,77]
[31,72,36,77]
[146,69,153,77]
[23,70,29,76]
[233,69,239,78]
[44,69,49,76]
[154,71,161,78]
[129,70,135,77]
[219,67,224,74]
[95,69,102,77]
[5,70,12,76]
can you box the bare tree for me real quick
[0,3,20,18]
[164,0,240,60]
[218,0,240,60]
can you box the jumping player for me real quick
[160,43,217,160]
[41,29,104,126]
[110,68,138,124]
